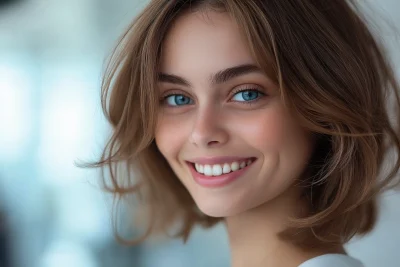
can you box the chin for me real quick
[194,198,248,218]
[198,206,235,218]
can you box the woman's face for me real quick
[155,11,314,217]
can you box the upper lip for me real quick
[186,156,255,165]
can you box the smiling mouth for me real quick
[188,158,256,177]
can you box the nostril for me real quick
[207,140,220,146]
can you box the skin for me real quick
[155,10,344,267]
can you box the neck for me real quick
[225,187,345,267]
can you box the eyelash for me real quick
[229,87,266,105]
[160,91,193,107]
[160,87,266,107]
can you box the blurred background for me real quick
[0,0,399,267]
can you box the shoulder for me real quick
[298,254,364,267]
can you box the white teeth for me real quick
[193,159,254,177]
[195,163,204,174]
[223,163,231,174]
[203,165,213,176]
[239,162,246,169]
[212,165,223,176]
[231,162,239,171]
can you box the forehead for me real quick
[159,11,256,75]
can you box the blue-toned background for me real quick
[0,0,399,266]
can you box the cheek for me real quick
[155,114,189,160]
[234,107,286,150]
[233,105,313,162]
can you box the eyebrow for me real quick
[158,64,263,87]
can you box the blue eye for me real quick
[231,89,262,102]
[165,94,194,106]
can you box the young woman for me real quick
[91,1,400,266]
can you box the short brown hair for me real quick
[87,0,400,248]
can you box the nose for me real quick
[189,105,229,148]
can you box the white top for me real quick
[298,254,364,267]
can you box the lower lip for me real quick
[187,160,255,188]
